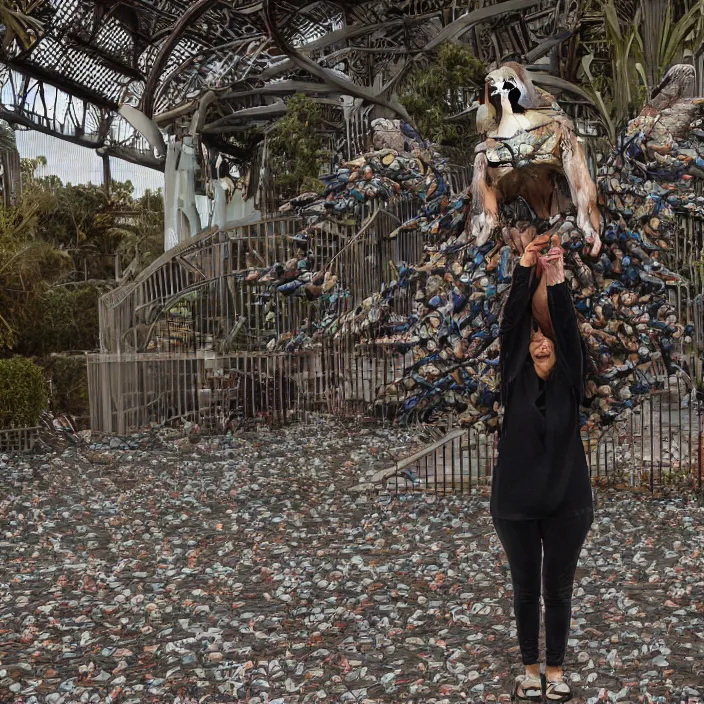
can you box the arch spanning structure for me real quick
[0,0,579,171]
[1,0,590,251]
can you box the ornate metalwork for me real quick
[0,0,573,171]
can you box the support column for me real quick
[164,136,202,251]
[212,178,228,229]
[102,153,111,196]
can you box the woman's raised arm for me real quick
[499,233,550,340]
[498,234,549,402]
[542,241,585,393]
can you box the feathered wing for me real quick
[559,126,602,257]
[648,64,695,111]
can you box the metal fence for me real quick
[98,217,353,354]
[87,345,702,495]
[87,333,427,434]
[378,375,703,495]
[98,200,422,356]
[87,350,325,434]
[86,341,402,433]
[0,427,40,452]
[89,200,429,432]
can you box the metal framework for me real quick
[0,0,581,173]
[97,198,421,355]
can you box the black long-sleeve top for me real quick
[490,262,594,520]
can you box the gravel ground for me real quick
[1,418,703,704]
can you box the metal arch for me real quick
[257,19,406,81]
[0,0,590,171]
[421,0,546,53]
[273,0,341,41]
[262,0,413,124]
[150,35,255,116]
[140,0,220,118]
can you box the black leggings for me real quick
[492,511,593,667]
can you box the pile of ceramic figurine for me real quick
[240,119,446,307]
[251,70,703,431]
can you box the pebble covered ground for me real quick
[1,417,703,704]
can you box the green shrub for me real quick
[0,357,48,428]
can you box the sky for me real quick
[14,129,226,230]
[15,130,164,198]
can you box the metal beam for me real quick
[65,32,146,82]
[1,60,119,111]
[0,106,104,149]
[97,145,165,172]
[263,0,413,123]
[201,103,288,132]
[421,0,545,52]
[219,80,347,100]
[153,100,198,126]
[258,19,406,80]
[140,0,219,118]
[0,106,164,171]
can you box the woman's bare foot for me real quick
[525,663,541,679]
[545,665,562,682]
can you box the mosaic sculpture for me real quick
[260,63,701,431]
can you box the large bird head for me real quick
[486,63,539,111]
[477,62,541,136]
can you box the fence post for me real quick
[699,397,703,493]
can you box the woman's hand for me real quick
[539,234,565,285]
[519,233,550,267]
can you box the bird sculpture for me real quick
[248,64,701,431]
[472,63,602,254]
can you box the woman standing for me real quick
[492,233,594,703]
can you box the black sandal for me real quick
[545,676,573,702]
[511,673,544,702]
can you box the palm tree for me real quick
[0,0,45,52]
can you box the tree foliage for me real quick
[116,189,165,271]
[267,93,329,197]
[15,285,103,355]
[20,166,164,281]
[0,119,17,153]
[0,228,71,349]
[0,153,164,355]
[638,0,704,90]
[399,42,485,150]
[0,0,45,52]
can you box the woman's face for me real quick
[529,328,556,376]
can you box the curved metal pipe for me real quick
[263,0,413,124]
[141,0,218,117]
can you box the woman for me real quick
[491,233,594,702]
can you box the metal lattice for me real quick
[1,0,575,170]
